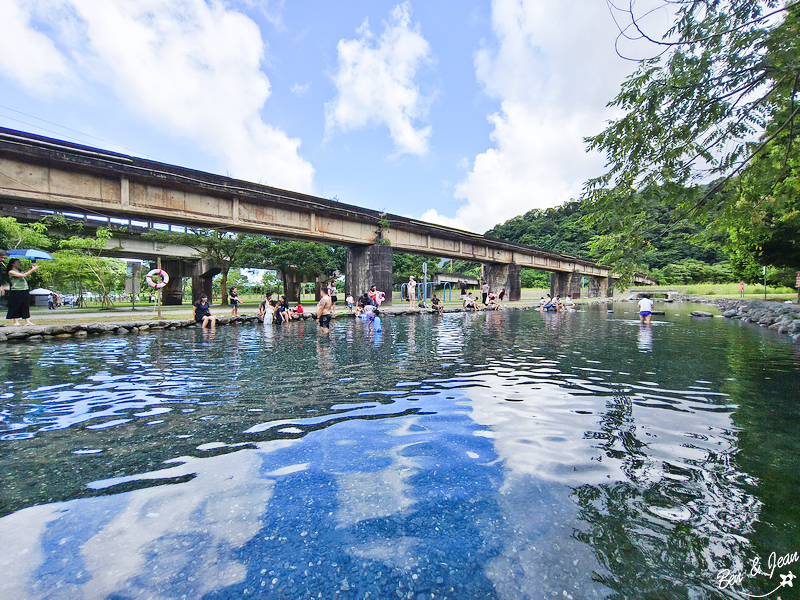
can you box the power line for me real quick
[0,105,158,160]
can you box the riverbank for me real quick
[0,302,543,342]
[4,295,799,344]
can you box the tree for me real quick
[392,253,430,286]
[145,229,250,305]
[0,217,51,251]
[521,269,551,289]
[583,0,800,281]
[239,238,344,299]
[47,229,127,307]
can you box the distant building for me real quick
[432,272,479,287]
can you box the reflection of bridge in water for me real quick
[0,128,655,304]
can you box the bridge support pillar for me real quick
[587,276,611,298]
[190,259,220,304]
[346,243,393,306]
[484,262,522,301]
[550,272,582,299]
[158,259,198,306]
[283,270,302,303]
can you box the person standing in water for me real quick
[317,287,332,333]
[638,294,654,325]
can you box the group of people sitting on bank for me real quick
[189,281,513,329]
[258,292,303,324]
[351,286,385,314]
[461,289,505,311]
[538,294,574,312]
[191,289,304,328]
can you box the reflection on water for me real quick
[0,304,798,599]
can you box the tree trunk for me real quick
[220,267,229,305]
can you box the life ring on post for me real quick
[145,269,170,289]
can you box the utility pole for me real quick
[157,257,163,319]
[422,261,428,305]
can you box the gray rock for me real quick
[691,311,714,317]
[6,331,31,340]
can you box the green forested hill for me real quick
[485,201,594,259]
[484,196,735,284]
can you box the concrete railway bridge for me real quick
[0,128,654,305]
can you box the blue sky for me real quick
[0,0,668,234]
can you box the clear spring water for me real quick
[0,303,798,600]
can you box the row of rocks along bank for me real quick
[712,298,800,341]
[0,304,536,343]
[659,295,800,341]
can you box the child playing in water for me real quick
[229,287,241,317]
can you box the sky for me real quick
[0,0,670,235]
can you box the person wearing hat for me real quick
[407,276,417,308]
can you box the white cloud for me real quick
[0,1,75,95]
[0,0,314,193]
[448,0,646,233]
[291,83,310,95]
[325,2,434,156]
[419,208,466,231]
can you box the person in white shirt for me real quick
[638,295,654,325]
[407,276,417,307]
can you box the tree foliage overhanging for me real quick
[582,0,800,282]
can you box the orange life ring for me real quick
[145,269,169,289]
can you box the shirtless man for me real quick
[316,287,333,333]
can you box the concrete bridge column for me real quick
[158,259,197,306]
[484,262,522,301]
[587,275,611,298]
[283,270,302,303]
[550,272,582,299]
[346,243,393,306]
[190,259,220,304]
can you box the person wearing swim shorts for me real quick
[638,294,654,325]
[317,287,332,333]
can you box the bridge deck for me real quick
[0,127,654,283]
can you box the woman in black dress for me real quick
[6,258,38,326]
